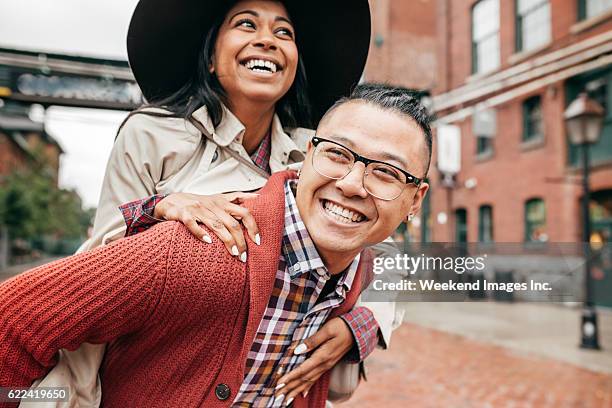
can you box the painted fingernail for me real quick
[231,245,239,256]
[294,343,307,355]
[240,252,247,263]
[285,397,294,406]
[277,366,284,375]
[203,235,212,244]
[302,390,308,398]
[274,383,286,390]
[275,394,285,404]
[255,233,261,245]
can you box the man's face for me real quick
[296,101,430,263]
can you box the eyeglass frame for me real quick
[310,136,424,200]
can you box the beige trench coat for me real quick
[23,105,402,407]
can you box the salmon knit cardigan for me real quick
[0,171,371,408]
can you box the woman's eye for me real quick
[275,27,294,38]
[236,19,256,29]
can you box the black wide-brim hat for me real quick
[127,0,371,125]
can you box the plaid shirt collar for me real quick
[281,180,357,292]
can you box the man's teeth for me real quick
[245,59,278,73]
[323,200,365,223]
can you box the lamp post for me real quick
[564,92,604,350]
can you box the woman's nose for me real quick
[252,28,277,51]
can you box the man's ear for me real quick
[408,182,430,219]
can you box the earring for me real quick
[407,213,414,222]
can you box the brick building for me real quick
[364,0,438,90]
[427,0,612,245]
[0,101,62,182]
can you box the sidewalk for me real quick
[337,302,612,408]
[399,302,612,374]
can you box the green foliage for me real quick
[0,158,94,253]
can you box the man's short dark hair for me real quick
[322,83,434,176]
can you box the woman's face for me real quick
[213,0,298,109]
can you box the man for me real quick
[0,83,432,408]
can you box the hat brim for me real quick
[127,0,371,125]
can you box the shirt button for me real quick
[215,383,231,400]
[293,264,301,272]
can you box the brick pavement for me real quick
[337,323,612,408]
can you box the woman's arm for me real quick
[0,222,176,389]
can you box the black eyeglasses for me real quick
[311,136,423,201]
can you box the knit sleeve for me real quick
[0,221,178,390]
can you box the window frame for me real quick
[471,0,501,74]
[515,0,551,53]
[478,204,494,243]
[524,198,547,242]
[578,0,612,20]
[522,95,544,143]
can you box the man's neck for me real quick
[317,249,362,275]
[228,98,275,155]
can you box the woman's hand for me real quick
[153,192,261,261]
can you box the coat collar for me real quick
[190,104,305,166]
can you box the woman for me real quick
[85,0,371,260]
[24,0,378,407]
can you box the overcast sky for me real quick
[0,0,139,208]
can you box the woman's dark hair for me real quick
[119,3,312,134]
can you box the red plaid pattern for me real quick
[120,194,167,236]
[340,306,379,362]
[250,131,272,174]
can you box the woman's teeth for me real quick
[323,200,365,223]
[244,59,278,73]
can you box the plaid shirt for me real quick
[233,181,372,407]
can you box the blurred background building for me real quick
[364,0,612,307]
[0,47,139,267]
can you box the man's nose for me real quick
[335,162,369,199]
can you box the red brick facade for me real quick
[364,0,437,90]
[429,0,612,243]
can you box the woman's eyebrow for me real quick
[228,10,293,26]
[275,16,293,25]
[228,9,258,21]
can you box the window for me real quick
[579,0,612,20]
[525,198,547,242]
[472,0,500,74]
[473,109,496,156]
[516,0,551,52]
[455,209,468,243]
[478,205,494,242]
[522,96,544,142]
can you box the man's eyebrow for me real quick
[228,10,293,26]
[330,135,409,169]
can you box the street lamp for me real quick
[564,92,604,350]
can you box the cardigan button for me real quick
[215,383,231,400]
